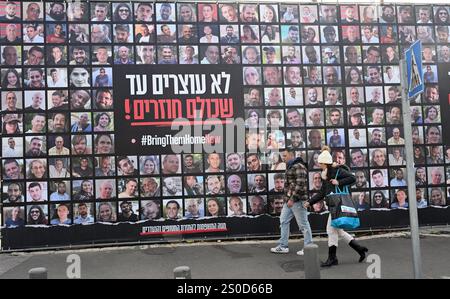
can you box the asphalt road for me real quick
[1,232,449,279]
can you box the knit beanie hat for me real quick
[318,146,333,165]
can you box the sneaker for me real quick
[296,249,304,256]
[270,246,289,254]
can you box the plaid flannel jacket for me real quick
[284,161,308,202]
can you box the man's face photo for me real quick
[72,48,87,64]
[166,202,179,219]
[288,28,299,42]
[323,27,337,43]
[207,177,222,194]
[351,151,365,167]
[208,154,221,169]
[96,91,113,109]
[290,131,303,148]
[29,138,43,155]
[205,46,219,64]
[5,3,18,18]
[119,158,135,175]
[3,46,18,65]
[271,198,284,214]
[25,3,42,21]
[28,70,43,88]
[307,88,318,103]
[398,6,413,23]
[29,184,42,201]
[371,130,383,144]
[49,3,65,21]
[136,4,153,22]
[228,175,242,193]
[321,5,337,22]
[52,113,66,132]
[329,110,341,125]
[287,110,302,127]
[242,5,257,22]
[186,199,200,215]
[326,89,338,102]
[227,154,242,171]
[100,182,113,199]
[355,171,367,187]
[250,197,264,214]
[78,204,88,217]
[70,68,90,87]
[163,155,179,174]
[4,161,21,179]
[162,47,173,60]
[7,183,22,202]
[159,4,172,21]
[144,201,160,219]
[372,172,385,187]
[94,5,109,21]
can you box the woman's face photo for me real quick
[244,68,260,85]
[98,114,110,128]
[144,159,155,174]
[185,176,197,187]
[263,6,275,22]
[243,26,251,37]
[416,168,426,179]
[7,71,18,86]
[99,205,112,221]
[5,122,18,134]
[247,111,259,127]
[82,181,93,193]
[208,200,219,215]
[179,5,193,21]
[414,147,422,156]
[350,69,360,82]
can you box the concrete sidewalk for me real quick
[1,232,450,279]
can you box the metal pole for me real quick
[399,59,423,279]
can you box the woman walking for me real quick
[304,146,368,267]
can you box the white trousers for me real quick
[326,214,354,247]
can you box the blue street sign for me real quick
[406,40,424,99]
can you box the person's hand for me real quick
[330,179,339,186]
[303,201,310,209]
[287,199,294,208]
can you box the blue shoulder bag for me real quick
[327,170,360,229]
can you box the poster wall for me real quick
[1,1,449,250]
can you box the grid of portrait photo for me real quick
[1,1,450,229]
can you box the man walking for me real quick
[271,150,313,255]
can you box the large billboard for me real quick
[1,1,449,250]
[114,64,243,154]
